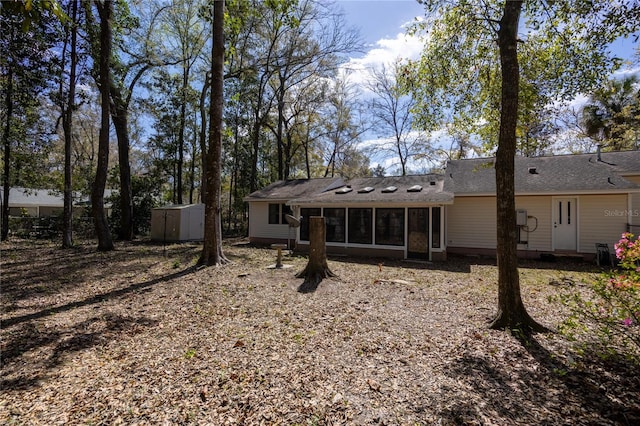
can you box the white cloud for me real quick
[339,32,423,86]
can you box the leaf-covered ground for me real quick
[1,239,639,425]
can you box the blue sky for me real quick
[336,0,424,48]
[332,1,638,171]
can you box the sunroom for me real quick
[288,175,454,261]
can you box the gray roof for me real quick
[243,178,345,202]
[444,150,640,195]
[291,174,454,205]
[0,187,115,206]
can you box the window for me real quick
[348,208,372,244]
[268,203,292,225]
[431,207,441,248]
[300,208,321,241]
[268,204,280,224]
[282,204,292,221]
[375,208,404,246]
[325,208,346,242]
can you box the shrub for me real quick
[557,233,640,363]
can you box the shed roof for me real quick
[443,150,640,195]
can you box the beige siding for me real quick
[447,196,553,251]
[447,197,496,248]
[578,194,628,253]
[631,193,640,227]
[515,196,552,251]
[623,175,640,227]
[248,202,290,240]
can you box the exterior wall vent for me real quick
[528,167,538,174]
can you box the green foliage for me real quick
[556,233,640,364]
[0,0,69,31]
[405,0,640,155]
[108,171,163,237]
[581,76,640,151]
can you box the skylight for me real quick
[357,186,374,193]
[335,187,353,194]
[381,186,397,193]
[407,185,422,192]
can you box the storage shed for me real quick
[150,204,205,242]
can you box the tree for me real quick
[87,0,114,251]
[321,73,369,178]
[408,0,640,331]
[491,1,543,331]
[198,0,228,266]
[162,0,208,204]
[582,76,640,151]
[1,5,58,240]
[296,216,336,293]
[367,62,424,176]
[58,0,80,248]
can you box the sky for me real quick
[332,1,639,171]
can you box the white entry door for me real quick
[553,198,577,250]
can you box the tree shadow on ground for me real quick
[1,313,159,392]
[1,266,195,328]
[1,241,201,306]
[327,253,599,275]
[440,333,640,424]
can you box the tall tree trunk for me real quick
[62,0,79,248]
[176,65,190,205]
[110,87,133,240]
[199,0,228,266]
[2,55,13,241]
[490,0,544,332]
[199,73,210,204]
[92,0,114,252]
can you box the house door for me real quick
[553,198,577,251]
[408,208,429,259]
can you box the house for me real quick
[244,149,640,261]
[444,150,640,260]
[245,175,452,261]
[0,187,114,218]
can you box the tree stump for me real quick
[296,216,336,293]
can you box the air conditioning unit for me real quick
[516,209,528,226]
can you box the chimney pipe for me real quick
[596,144,602,162]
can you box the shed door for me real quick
[408,208,429,259]
[553,198,577,251]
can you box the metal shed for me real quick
[150,204,205,242]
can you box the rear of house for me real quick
[244,149,640,262]
[444,150,640,260]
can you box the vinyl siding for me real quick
[631,193,640,227]
[578,194,629,253]
[447,197,496,249]
[248,202,291,240]
[625,175,640,228]
[515,196,552,251]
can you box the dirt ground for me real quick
[1,238,639,425]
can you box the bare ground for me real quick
[1,239,639,425]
